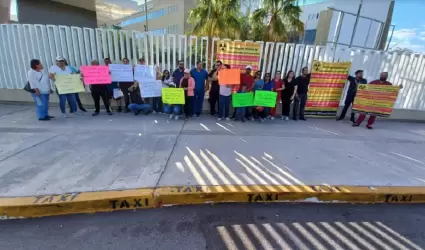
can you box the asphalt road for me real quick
[1,203,425,250]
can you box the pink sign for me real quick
[81,66,111,84]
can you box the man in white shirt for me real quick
[49,56,81,118]
[28,59,53,121]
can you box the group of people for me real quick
[26,56,400,129]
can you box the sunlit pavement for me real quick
[1,203,425,249]
[0,104,425,197]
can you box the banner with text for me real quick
[215,41,261,71]
[305,60,351,116]
[55,74,85,94]
[352,84,399,117]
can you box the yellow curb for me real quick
[0,188,154,219]
[2,185,425,218]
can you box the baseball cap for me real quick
[56,56,65,61]
[184,68,190,74]
[246,65,252,70]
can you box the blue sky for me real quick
[390,0,425,52]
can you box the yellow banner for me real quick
[55,74,85,94]
[162,88,185,104]
[353,85,400,117]
[215,41,261,70]
[311,61,351,73]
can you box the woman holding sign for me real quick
[180,69,195,120]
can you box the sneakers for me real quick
[107,111,113,116]
[260,118,265,123]
[74,111,84,115]
[79,107,87,112]
[92,112,99,116]
[152,111,157,114]
[285,117,289,121]
[169,114,174,119]
[270,116,275,120]
[225,117,230,121]
[174,115,179,120]
[62,113,69,118]
[366,125,373,129]
[250,117,254,122]
[38,117,50,121]
[217,118,222,121]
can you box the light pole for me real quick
[349,0,363,48]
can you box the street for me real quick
[1,203,424,250]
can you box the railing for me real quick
[0,24,424,111]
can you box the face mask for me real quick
[380,77,387,81]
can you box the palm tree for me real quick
[252,0,305,42]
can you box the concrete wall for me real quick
[17,0,97,28]
[1,89,425,121]
[0,0,10,23]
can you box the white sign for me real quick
[134,65,156,80]
[140,80,162,98]
[109,64,133,82]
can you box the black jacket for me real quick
[347,76,367,96]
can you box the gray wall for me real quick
[17,0,97,28]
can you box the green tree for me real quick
[251,0,304,42]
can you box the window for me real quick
[120,8,166,27]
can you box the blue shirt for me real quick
[190,68,208,90]
[253,79,264,91]
[172,68,184,87]
[263,81,274,91]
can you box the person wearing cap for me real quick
[85,59,112,116]
[48,56,82,118]
[104,58,122,111]
[180,69,195,120]
[231,65,255,119]
[63,58,87,113]
[190,61,209,117]
[337,70,367,123]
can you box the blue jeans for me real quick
[152,97,163,112]
[31,93,50,119]
[128,103,151,114]
[163,104,181,115]
[218,95,231,118]
[59,93,77,114]
[193,89,204,115]
[235,107,246,120]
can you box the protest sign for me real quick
[306,60,351,116]
[109,64,133,82]
[140,80,162,98]
[80,66,111,84]
[134,65,156,81]
[232,92,254,107]
[218,69,241,85]
[215,41,261,71]
[55,74,85,94]
[162,88,185,104]
[253,91,277,107]
[352,84,399,117]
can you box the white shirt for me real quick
[162,77,174,88]
[49,65,72,75]
[219,85,232,96]
[27,69,51,93]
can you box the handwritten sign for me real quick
[162,88,185,104]
[134,65,156,81]
[232,92,254,107]
[109,64,133,82]
[253,90,277,107]
[55,74,85,94]
[218,69,241,85]
[140,80,162,98]
[80,66,111,84]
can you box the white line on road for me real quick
[308,126,339,136]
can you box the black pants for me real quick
[120,82,133,110]
[91,85,110,113]
[281,96,291,116]
[184,96,193,117]
[293,93,307,119]
[208,88,219,115]
[339,94,356,121]
[252,108,267,119]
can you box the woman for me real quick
[119,57,133,113]
[250,71,264,121]
[281,70,297,121]
[259,73,274,122]
[85,59,112,116]
[49,56,81,118]
[27,59,53,121]
[217,64,232,121]
[179,69,195,120]
[63,58,87,112]
[162,69,180,120]
[152,66,163,114]
[270,71,284,120]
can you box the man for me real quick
[119,57,133,113]
[104,58,122,112]
[293,67,310,121]
[207,60,223,116]
[172,60,185,88]
[232,65,254,119]
[353,72,402,129]
[337,70,367,122]
[87,59,112,116]
[138,58,145,65]
[127,81,151,115]
[190,61,209,117]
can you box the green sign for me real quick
[253,90,277,107]
[232,92,254,107]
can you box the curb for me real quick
[1,185,425,219]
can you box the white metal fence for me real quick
[0,23,424,111]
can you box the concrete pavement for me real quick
[1,203,425,249]
[1,104,425,217]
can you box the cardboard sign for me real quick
[134,65,156,80]
[80,66,111,84]
[55,74,85,94]
[352,84,400,117]
[140,80,162,98]
[162,88,185,104]
[253,90,277,107]
[109,64,133,82]
[232,92,254,107]
[218,69,241,85]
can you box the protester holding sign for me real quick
[27,59,53,121]
[217,64,233,121]
[49,56,81,118]
[281,70,297,121]
[118,58,133,113]
[337,70,367,123]
[127,81,151,116]
[83,59,112,116]
[207,61,223,116]
[235,84,249,122]
[180,69,195,120]
[352,72,402,129]
[162,70,181,119]
[293,67,310,121]
[64,58,87,112]
[270,71,284,120]
[190,61,209,117]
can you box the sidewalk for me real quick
[1,104,425,218]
